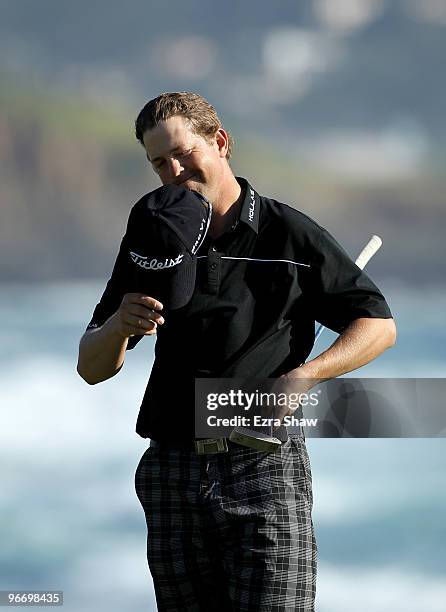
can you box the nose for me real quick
[166,157,183,181]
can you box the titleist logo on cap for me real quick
[130,251,184,270]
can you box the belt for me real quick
[150,437,229,455]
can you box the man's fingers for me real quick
[127,314,159,331]
[122,293,163,310]
[117,294,165,339]
[143,321,158,335]
[128,304,165,325]
[129,320,157,337]
[133,294,164,311]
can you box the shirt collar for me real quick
[236,176,260,234]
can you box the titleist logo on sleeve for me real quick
[130,251,184,270]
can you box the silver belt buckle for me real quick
[194,438,228,454]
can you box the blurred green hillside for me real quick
[1,74,444,283]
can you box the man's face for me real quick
[143,115,226,202]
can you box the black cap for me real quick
[126,184,212,310]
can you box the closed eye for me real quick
[178,149,192,156]
[150,149,193,170]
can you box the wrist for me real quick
[287,361,322,384]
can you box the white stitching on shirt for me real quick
[196,255,310,268]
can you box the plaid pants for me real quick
[135,435,317,611]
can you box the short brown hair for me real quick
[135,92,234,159]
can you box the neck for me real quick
[209,175,243,240]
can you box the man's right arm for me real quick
[77,293,164,385]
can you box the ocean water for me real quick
[0,281,445,612]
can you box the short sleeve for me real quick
[308,228,392,334]
[85,231,143,351]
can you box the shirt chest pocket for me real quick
[244,260,301,304]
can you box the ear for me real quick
[214,128,229,159]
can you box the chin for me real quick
[184,180,203,193]
[178,177,210,199]
[182,179,197,188]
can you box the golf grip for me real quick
[354,235,383,270]
[314,235,383,342]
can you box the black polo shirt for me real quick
[86,177,392,440]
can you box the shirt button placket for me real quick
[207,245,221,294]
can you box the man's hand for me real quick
[268,374,317,429]
[111,293,165,338]
[77,293,165,385]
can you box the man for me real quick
[77,92,396,611]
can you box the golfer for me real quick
[77,92,396,611]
